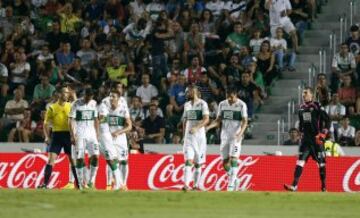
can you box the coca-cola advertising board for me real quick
[0,153,359,192]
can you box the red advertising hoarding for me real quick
[0,153,359,192]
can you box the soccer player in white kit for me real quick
[99,82,129,190]
[69,88,100,189]
[265,0,299,52]
[182,85,210,191]
[207,87,248,191]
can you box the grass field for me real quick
[0,190,359,218]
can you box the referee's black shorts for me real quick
[49,131,72,155]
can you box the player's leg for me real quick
[285,143,310,191]
[118,144,129,190]
[183,145,195,191]
[313,144,327,191]
[220,142,231,175]
[227,141,242,191]
[63,134,79,189]
[38,133,61,188]
[193,137,206,190]
[87,139,100,188]
[75,137,86,189]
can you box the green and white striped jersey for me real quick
[183,98,209,138]
[69,98,98,135]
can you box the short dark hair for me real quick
[303,86,313,93]
[84,87,94,96]
[289,128,299,133]
[226,86,238,95]
[350,25,359,32]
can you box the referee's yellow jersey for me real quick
[44,101,72,132]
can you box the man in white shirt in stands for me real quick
[136,73,158,107]
[265,0,299,53]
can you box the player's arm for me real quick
[68,102,77,144]
[191,102,210,133]
[236,117,248,140]
[112,117,133,137]
[206,117,221,132]
[94,117,100,140]
[298,109,304,133]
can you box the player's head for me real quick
[226,86,238,103]
[109,88,120,106]
[84,87,94,102]
[186,85,200,100]
[112,81,124,96]
[58,85,69,102]
[302,86,314,103]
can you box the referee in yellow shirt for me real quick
[38,85,79,189]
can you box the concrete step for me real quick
[297,54,321,62]
[253,113,282,123]
[275,79,302,87]
[302,37,332,46]
[304,30,332,38]
[293,61,318,72]
[312,21,340,30]
[282,71,308,80]
[271,86,299,97]
[298,46,323,54]
[252,122,281,132]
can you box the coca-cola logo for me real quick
[343,159,360,192]
[147,155,258,191]
[0,154,66,189]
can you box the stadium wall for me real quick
[0,153,359,192]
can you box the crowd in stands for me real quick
[0,0,357,148]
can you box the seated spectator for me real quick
[196,72,220,102]
[145,0,165,21]
[145,97,164,118]
[8,109,36,142]
[9,50,30,91]
[45,20,69,52]
[290,0,309,45]
[337,75,357,110]
[283,128,300,145]
[256,40,276,88]
[136,73,159,107]
[315,73,330,106]
[183,22,205,64]
[226,22,249,52]
[348,106,360,131]
[249,29,266,56]
[224,53,243,86]
[0,84,11,117]
[205,0,224,19]
[33,74,56,104]
[129,125,145,154]
[325,93,346,140]
[354,130,360,147]
[55,42,75,71]
[129,96,145,122]
[237,71,262,118]
[247,59,266,99]
[122,18,151,48]
[337,116,356,146]
[239,46,254,69]
[76,38,97,70]
[0,88,28,131]
[164,104,181,143]
[331,43,356,92]
[142,104,165,143]
[182,56,206,84]
[32,110,46,142]
[57,3,81,34]
[345,25,360,84]
[37,45,54,63]
[169,74,186,113]
[0,62,8,84]
[106,56,134,87]
[65,57,88,84]
[270,27,296,71]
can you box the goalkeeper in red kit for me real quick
[284,87,330,192]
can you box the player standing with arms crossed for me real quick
[69,88,100,189]
[207,87,248,191]
[182,85,210,191]
[284,87,330,192]
[38,86,80,189]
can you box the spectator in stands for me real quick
[337,116,356,146]
[224,53,243,86]
[256,40,276,88]
[354,130,360,146]
[226,22,249,52]
[9,50,30,91]
[66,57,87,84]
[0,88,28,132]
[324,138,345,156]
[283,128,300,145]
[106,56,133,87]
[290,0,309,45]
[0,61,8,84]
[0,83,10,117]
[145,97,164,118]
[8,108,35,142]
[136,73,158,107]
[270,27,296,71]
[46,20,68,52]
[205,0,224,19]
[196,72,220,102]
[55,42,75,71]
[76,38,97,70]
[337,74,357,110]
[142,103,165,143]
[129,96,145,122]
[345,25,360,84]
[265,0,299,52]
[182,56,206,84]
[146,0,165,21]
[32,109,46,142]
[325,93,346,140]
[37,45,54,63]
[164,104,181,143]
[249,29,265,56]
[237,71,262,118]
[169,74,186,113]
[57,3,81,33]
[331,43,356,92]
[315,73,330,106]
[183,22,205,64]
[33,74,56,104]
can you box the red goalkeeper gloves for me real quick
[315,129,328,146]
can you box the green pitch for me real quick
[0,190,359,218]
